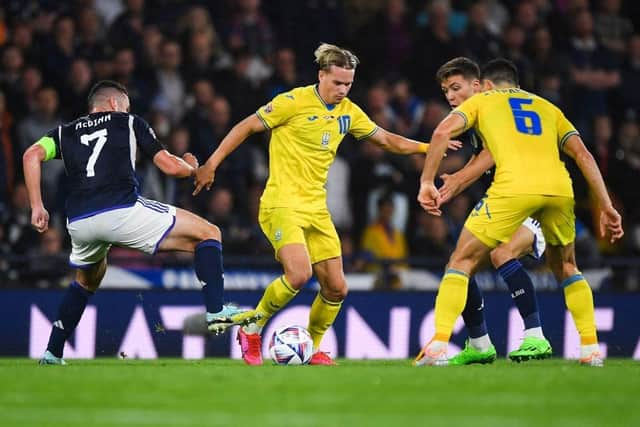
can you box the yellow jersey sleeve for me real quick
[256,92,297,129]
[556,108,579,150]
[452,93,482,132]
[349,103,378,140]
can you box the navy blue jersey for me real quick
[460,128,495,193]
[44,112,164,221]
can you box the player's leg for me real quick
[158,207,258,334]
[450,275,497,365]
[546,243,602,366]
[40,259,107,365]
[490,221,552,361]
[307,256,345,365]
[237,208,312,365]
[237,243,311,365]
[304,210,345,365]
[539,196,602,366]
[415,227,492,366]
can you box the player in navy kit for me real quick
[23,81,260,365]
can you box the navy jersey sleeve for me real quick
[132,114,165,158]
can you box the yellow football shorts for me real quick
[258,207,342,264]
[464,194,575,248]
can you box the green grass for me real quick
[1,358,638,427]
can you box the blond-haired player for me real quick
[193,43,460,365]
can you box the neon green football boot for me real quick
[508,336,552,362]
[448,340,497,366]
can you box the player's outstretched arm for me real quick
[418,113,467,215]
[563,134,624,243]
[366,128,462,155]
[193,114,267,195]
[22,143,49,233]
[153,150,197,178]
[439,148,495,204]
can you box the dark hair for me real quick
[481,58,519,86]
[436,57,480,83]
[87,80,128,107]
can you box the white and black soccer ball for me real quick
[269,325,314,365]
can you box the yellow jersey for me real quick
[453,88,577,198]
[256,85,377,210]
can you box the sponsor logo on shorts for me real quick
[274,229,282,242]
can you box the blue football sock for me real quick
[195,239,224,314]
[497,259,541,329]
[46,281,93,358]
[461,277,488,338]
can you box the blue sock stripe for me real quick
[195,239,222,251]
[561,274,584,288]
[445,268,469,278]
[497,259,522,279]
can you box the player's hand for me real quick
[599,205,624,243]
[447,140,463,151]
[182,152,198,169]
[193,165,215,196]
[418,182,442,216]
[438,173,462,204]
[31,205,50,233]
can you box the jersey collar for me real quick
[313,84,336,111]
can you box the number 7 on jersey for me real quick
[80,128,108,177]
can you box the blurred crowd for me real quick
[1,0,639,290]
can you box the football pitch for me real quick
[1,359,638,427]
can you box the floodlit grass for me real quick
[1,358,638,427]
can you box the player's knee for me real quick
[201,223,221,242]
[321,277,348,301]
[286,268,313,289]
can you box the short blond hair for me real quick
[314,43,359,71]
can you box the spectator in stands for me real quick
[409,210,453,265]
[530,26,571,107]
[567,8,620,137]
[355,0,413,81]
[0,90,14,219]
[501,23,535,90]
[42,16,75,91]
[462,0,501,63]
[361,194,408,289]
[594,0,634,57]
[60,58,93,120]
[619,34,640,116]
[411,0,463,100]
[112,47,154,115]
[264,47,301,99]
[389,79,425,138]
[75,6,105,61]
[154,39,186,124]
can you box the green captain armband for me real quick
[36,136,57,161]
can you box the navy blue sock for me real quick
[497,259,541,329]
[195,239,224,314]
[461,277,488,338]
[46,281,93,358]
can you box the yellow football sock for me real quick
[307,292,342,350]
[434,269,469,342]
[255,275,298,328]
[562,274,598,345]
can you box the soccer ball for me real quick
[269,325,314,365]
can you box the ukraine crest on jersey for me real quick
[256,84,377,210]
[453,88,577,198]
